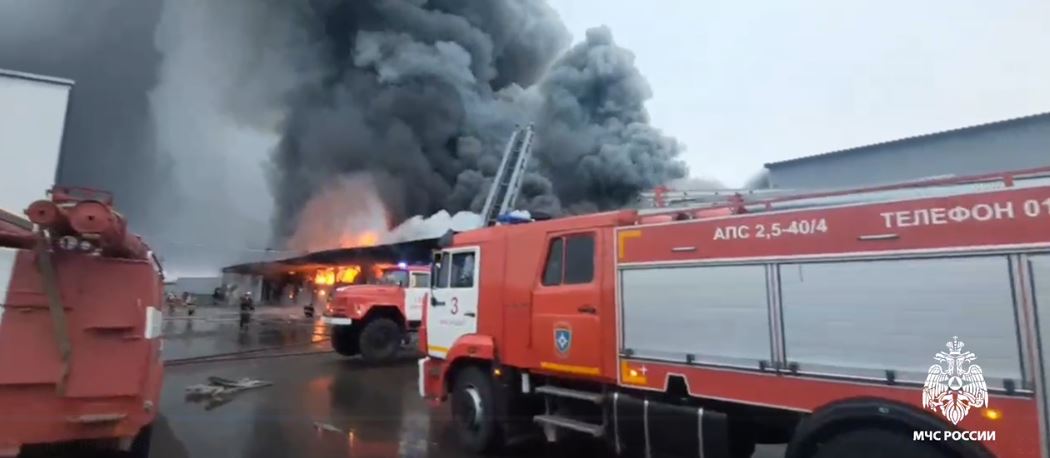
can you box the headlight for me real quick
[77,240,94,252]
[58,236,78,250]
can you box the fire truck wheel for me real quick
[810,428,949,458]
[451,366,503,453]
[114,422,153,458]
[331,325,360,356]
[358,318,402,362]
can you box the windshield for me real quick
[374,268,408,286]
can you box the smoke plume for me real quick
[745,169,773,189]
[0,0,166,232]
[0,0,285,275]
[266,1,688,243]
[2,0,690,271]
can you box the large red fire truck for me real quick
[419,167,1050,458]
[323,264,430,362]
[1,70,162,457]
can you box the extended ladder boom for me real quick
[480,125,535,226]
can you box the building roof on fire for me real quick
[221,237,441,276]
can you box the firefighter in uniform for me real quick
[239,291,255,329]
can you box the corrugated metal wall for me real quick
[767,115,1050,189]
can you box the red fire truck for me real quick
[1,70,162,457]
[323,264,430,362]
[419,167,1050,458]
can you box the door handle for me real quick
[577,305,597,314]
[431,297,445,307]
[464,312,476,317]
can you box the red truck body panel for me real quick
[327,284,405,320]
[0,247,163,453]
[324,265,430,324]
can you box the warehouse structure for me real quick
[221,237,440,306]
[765,112,1050,189]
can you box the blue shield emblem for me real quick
[554,324,572,357]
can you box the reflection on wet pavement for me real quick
[161,306,325,361]
[154,352,618,458]
[153,310,783,458]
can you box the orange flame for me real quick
[284,174,391,252]
[340,231,380,249]
[314,269,336,286]
[337,265,362,284]
[357,232,379,247]
[314,265,363,286]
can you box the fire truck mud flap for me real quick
[610,393,731,458]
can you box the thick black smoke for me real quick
[0,0,690,269]
[272,0,688,240]
[0,0,168,228]
[533,27,688,214]
[0,0,285,274]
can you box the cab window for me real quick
[379,269,408,286]
[433,252,450,288]
[542,233,595,286]
[450,252,475,288]
[411,272,430,288]
[542,238,564,286]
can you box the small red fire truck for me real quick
[323,264,430,362]
[419,167,1050,458]
[1,69,162,457]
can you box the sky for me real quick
[552,0,1050,187]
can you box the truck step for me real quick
[533,414,604,437]
[534,385,604,403]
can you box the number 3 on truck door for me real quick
[426,248,479,358]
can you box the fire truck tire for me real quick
[116,422,153,458]
[358,318,402,362]
[729,435,756,458]
[810,428,948,458]
[331,325,360,356]
[451,366,503,453]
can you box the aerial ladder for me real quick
[479,124,535,226]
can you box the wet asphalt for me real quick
[152,306,783,458]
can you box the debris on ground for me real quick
[185,376,273,410]
[312,421,344,434]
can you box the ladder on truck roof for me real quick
[638,187,801,209]
[638,166,1050,219]
[479,124,535,227]
[638,174,963,209]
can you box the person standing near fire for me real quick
[184,292,196,316]
[239,291,255,330]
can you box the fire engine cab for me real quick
[419,167,1050,458]
[323,264,430,362]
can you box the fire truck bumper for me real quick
[0,398,156,456]
[321,316,354,326]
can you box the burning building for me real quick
[221,236,440,309]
